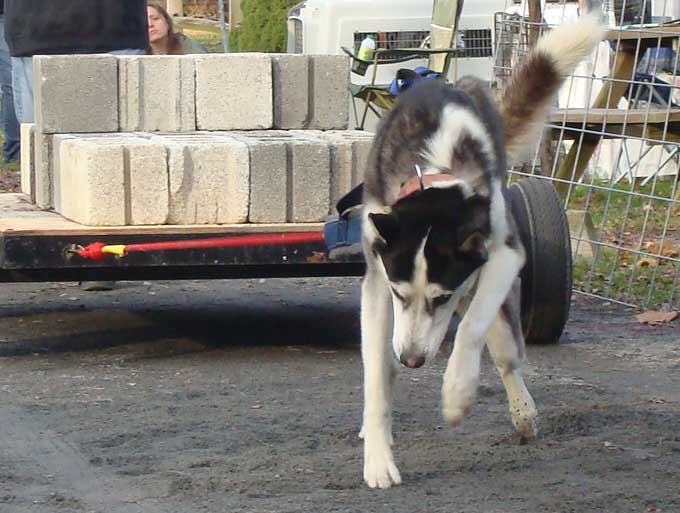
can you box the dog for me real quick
[359,16,604,489]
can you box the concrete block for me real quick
[34,55,119,133]
[152,134,250,224]
[124,141,169,225]
[20,123,35,201]
[195,54,273,130]
[118,55,196,132]
[227,131,331,222]
[58,140,126,225]
[52,133,151,214]
[55,135,168,225]
[52,134,76,212]
[226,132,289,223]
[308,55,350,130]
[33,133,53,209]
[297,130,374,208]
[271,54,309,129]
[287,134,331,222]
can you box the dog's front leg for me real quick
[360,269,401,489]
[442,245,524,426]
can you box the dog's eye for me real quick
[391,288,406,302]
[432,294,453,308]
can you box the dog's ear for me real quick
[368,211,398,245]
[458,195,491,261]
[459,230,488,261]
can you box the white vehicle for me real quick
[286,0,506,85]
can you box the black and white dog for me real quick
[359,16,604,488]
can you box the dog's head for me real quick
[367,184,490,368]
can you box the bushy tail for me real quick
[500,15,605,164]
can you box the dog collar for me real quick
[414,164,425,192]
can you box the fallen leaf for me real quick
[644,239,680,258]
[635,310,679,324]
[636,257,658,267]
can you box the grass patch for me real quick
[567,178,679,308]
[0,133,20,193]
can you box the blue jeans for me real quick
[11,48,146,126]
[0,15,20,163]
[11,56,33,125]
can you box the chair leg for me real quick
[640,146,679,187]
[359,90,374,131]
[612,140,631,185]
[351,95,361,130]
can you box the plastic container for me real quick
[352,35,376,76]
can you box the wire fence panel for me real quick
[493,1,680,309]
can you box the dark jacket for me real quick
[4,0,148,57]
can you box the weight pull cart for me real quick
[0,176,572,344]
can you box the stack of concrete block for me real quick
[19,52,374,226]
[150,133,251,225]
[118,55,197,132]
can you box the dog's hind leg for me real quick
[360,268,401,489]
[442,244,524,427]
[486,279,538,439]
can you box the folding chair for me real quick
[342,0,465,130]
[613,68,680,185]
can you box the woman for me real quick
[147,3,207,55]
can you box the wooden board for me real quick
[605,24,680,41]
[0,194,324,237]
[549,108,680,125]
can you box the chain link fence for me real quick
[493,1,680,309]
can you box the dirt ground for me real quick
[0,277,678,513]
[0,165,20,194]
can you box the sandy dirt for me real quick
[1,277,678,513]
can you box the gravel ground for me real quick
[1,278,679,513]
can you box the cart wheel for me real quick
[509,177,573,344]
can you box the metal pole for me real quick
[218,0,229,53]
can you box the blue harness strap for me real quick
[388,66,441,96]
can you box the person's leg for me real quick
[11,56,34,124]
[0,16,20,162]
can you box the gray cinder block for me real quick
[287,134,331,222]
[293,130,374,209]
[118,55,196,132]
[55,135,168,225]
[33,133,53,209]
[308,55,350,130]
[195,54,273,130]
[33,55,119,134]
[152,134,250,224]
[123,140,169,225]
[226,132,289,224]
[58,139,126,225]
[20,123,35,201]
[271,54,309,130]
[228,130,331,222]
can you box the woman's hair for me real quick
[147,2,185,55]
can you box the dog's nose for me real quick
[400,354,425,368]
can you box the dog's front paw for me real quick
[510,399,538,439]
[364,443,401,489]
[441,376,479,426]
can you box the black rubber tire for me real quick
[509,177,573,345]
